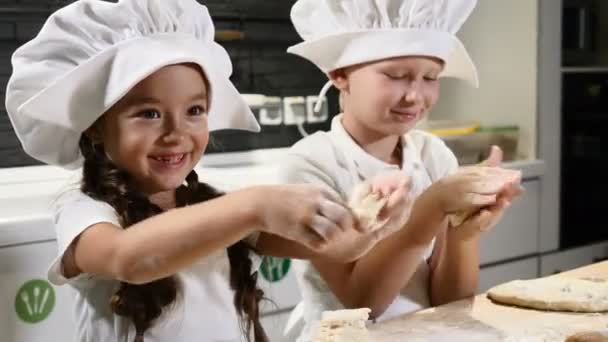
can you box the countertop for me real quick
[369,261,608,341]
[0,148,545,246]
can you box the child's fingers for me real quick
[371,173,410,197]
[377,185,409,220]
[479,198,510,232]
[318,199,355,233]
[478,145,504,167]
[501,182,525,200]
[462,193,497,207]
[386,183,409,208]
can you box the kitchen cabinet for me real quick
[539,241,608,276]
[479,179,540,265]
[257,256,301,315]
[261,311,291,342]
[478,257,539,293]
[0,159,550,342]
[0,241,75,342]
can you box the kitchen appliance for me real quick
[562,0,599,66]
[560,72,608,249]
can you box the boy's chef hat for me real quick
[5,0,260,169]
[288,0,479,100]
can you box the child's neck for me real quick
[341,116,402,166]
[148,190,177,211]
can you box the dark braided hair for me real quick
[78,135,268,342]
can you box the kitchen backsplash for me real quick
[0,0,335,168]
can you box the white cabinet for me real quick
[0,241,76,342]
[261,311,291,342]
[257,256,301,315]
[540,242,608,277]
[479,179,540,265]
[477,257,539,293]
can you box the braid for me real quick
[80,135,178,340]
[227,243,267,342]
[179,170,268,342]
[79,135,267,342]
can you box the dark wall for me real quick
[0,0,333,168]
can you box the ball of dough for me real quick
[348,182,388,231]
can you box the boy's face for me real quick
[332,56,443,138]
[88,63,211,195]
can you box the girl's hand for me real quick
[447,146,524,240]
[367,171,413,240]
[255,184,361,253]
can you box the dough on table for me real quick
[311,308,371,342]
[565,330,608,342]
[487,277,608,313]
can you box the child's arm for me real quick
[429,183,522,305]
[307,167,520,318]
[256,172,412,262]
[310,190,446,318]
[427,223,480,306]
[63,185,355,284]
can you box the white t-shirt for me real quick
[47,190,259,342]
[280,114,458,341]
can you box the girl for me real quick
[281,0,524,340]
[5,0,405,341]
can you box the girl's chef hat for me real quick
[5,0,260,169]
[287,0,479,108]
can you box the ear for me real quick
[328,68,349,92]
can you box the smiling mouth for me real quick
[390,110,418,120]
[150,154,186,165]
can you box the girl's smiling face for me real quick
[88,63,211,195]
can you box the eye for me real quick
[188,105,207,116]
[384,72,405,80]
[424,75,439,82]
[139,109,161,119]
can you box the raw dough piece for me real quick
[448,167,522,227]
[487,277,608,313]
[311,308,371,342]
[348,183,388,231]
[566,330,608,342]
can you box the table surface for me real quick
[369,261,608,341]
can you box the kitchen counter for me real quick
[0,153,545,246]
[369,261,608,341]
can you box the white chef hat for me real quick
[5,0,260,169]
[287,0,479,110]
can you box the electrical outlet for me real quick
[283,96,307,125]
[258,96,282,126]
[306,95,329,123]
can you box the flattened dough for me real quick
[311,308,371,342]
[487,277,608,313]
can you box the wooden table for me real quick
[369,261,608,341]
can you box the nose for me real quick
[161,113,185,144]
[402,78,425,105]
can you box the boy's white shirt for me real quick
[48,190,260,342]
[280,114,458,341]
